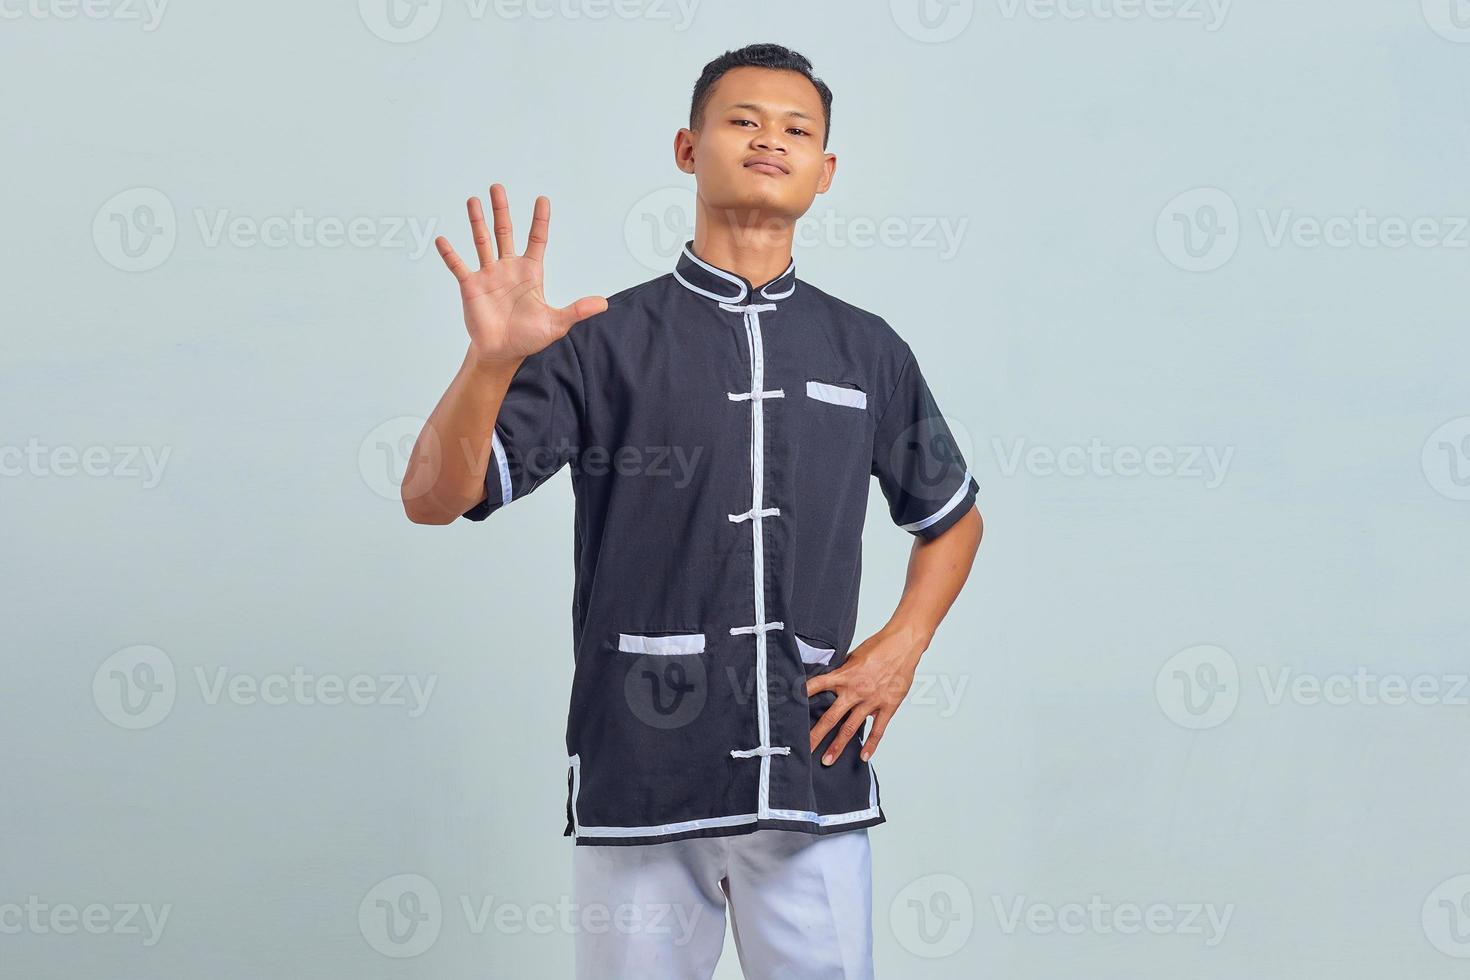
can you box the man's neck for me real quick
[691,211,795,289]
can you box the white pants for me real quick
[571,827,874,980]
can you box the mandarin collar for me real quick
[672,240,797,305]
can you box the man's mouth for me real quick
[745,157,790,176]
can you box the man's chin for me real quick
[701,188,806,230]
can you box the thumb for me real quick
[552,295,608,331]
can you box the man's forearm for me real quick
[401,346,523,524]
[882,504,983,660]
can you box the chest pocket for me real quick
[798,378,873,471]
[806,380,867,411]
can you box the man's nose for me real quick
[753,129,787,153]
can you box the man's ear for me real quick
[673,129,697,176]
[816,152,837,194]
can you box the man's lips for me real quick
[745,158,789,176]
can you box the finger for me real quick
[466,196,494,268]
[860,708,891,762]
[489,183,515,259]
[806,670,841,698]
[551,295,609,332]
[809,695,856,754]
[524,195,551,263]
[822,704,872,766]
[435,237,470,282]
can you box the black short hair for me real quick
[690,43,833,148]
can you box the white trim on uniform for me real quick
[491,429,513,507]
[805,381,868,410]
[673,245,748,303]
[719,300,790,819]
[765,804,882,827]
[567,752,882,841]
[616,632,706,655]
[758,259,796,300]
[899,466,974,533]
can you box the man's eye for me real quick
[788,128,809,137]
[733,119,755,127]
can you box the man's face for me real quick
[677,66,836,229]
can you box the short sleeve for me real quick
[870,346,979,540]
[461,332,584,522]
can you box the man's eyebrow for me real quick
[726,101,816,122]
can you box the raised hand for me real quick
[434,183,607,365]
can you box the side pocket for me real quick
[616,632,706,655]
[795,634,836,666]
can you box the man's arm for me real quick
[402,349,521,524]
[402,183,605,525]
[807,503,983,764]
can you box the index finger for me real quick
[805,669,842,698]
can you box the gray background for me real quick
[4,0,1470,976]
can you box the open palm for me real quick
[434,183,607,364]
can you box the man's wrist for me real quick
[463,347,524,382]
[881,616,935,664]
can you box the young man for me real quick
[404,43,982,980]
